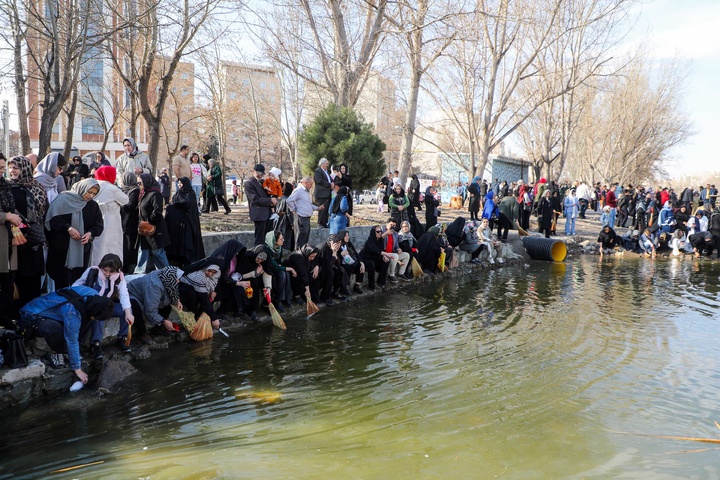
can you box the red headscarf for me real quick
[95,165,117,184]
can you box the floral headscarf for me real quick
[8,156,47,224]
[158,266,183,305]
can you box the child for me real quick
[263,168,283,198]
[231,179,238,204]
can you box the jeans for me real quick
[192,185,202,207]
[135,248,169,274]
[565,216,576,235]
[608,208,617,228]
[92,302,128,342]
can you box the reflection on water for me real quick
[2,257,720,479]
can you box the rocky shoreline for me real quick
[0,231,533,411]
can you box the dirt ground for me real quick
[200,199,607,241]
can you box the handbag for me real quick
[0,331,29,369]
[138,220,156,237]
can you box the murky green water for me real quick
[2,257,720,479]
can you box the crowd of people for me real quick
[3,142,720,387]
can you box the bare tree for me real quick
[107,0,222,170]
[565,56,694,186]
[0,0,32,153]
[516,0,633,181]
[427,0,566,178]
[248,0,388,109]
[386,0,459,186]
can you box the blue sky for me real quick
[634,0,720,176]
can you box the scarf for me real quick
[9,156,47,225]
[138,173,160,201]
[95,165,117,184]
[34,152,61,200]
[123,137,140,157]
[87,265,123,298]
[0,176,15,213]
[45,184,94,269]
[180,265,220,294]
[121,172,139,195]
[158,266,183,305]
[331,186,348,214]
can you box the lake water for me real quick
[2,256,720,479]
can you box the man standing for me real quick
[313,158,332,228]
[287,176,323,247]
[244,164,277,245]
[172,145,192,185]
[576,181,592,219]
[116,138,151,186]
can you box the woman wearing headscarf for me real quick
[359,225,390,290]
[329,185,350,234]
[407,173,421,220]
[318,232,350,305]
[202,158,232,214]
[226,248,269,321]
[45,178,103,288]
[7,156,48,308]
[659,201,676,234]
[34,152,66,203]
[337,164,354,215]
[397,221,419,279]
[89,151,111,175]
[91,166,129,265]
[135,173,170,273]
[263,230,296,311]
[467,177,481,221]
[338,229,365,293]
[65,155,89,188]
[116,138,151,186]
[538,190,554,238]
[0,157,21,327]
[208,239,246,315]
[165,176,204,266]
[120,172,140,273]
[416,224,445,274]
[273,182,295,251]
[424,186,440,228]
[126,265,183,342]
[481,191,499,230]
[388,183,410,224]
[283,243,321,302]
[179,259,222,329]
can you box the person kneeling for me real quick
[19,287,114,385]
[180,260,222,330]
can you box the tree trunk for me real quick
[146,122,161,172]
[12,30,31,154]
[397,62,421,188]
[63,89,79,160]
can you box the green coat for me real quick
[207,164,223,195]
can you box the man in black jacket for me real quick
[313,158,332,228]
[244,164,277,245]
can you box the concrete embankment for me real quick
[1,226,553,410]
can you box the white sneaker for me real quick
[497,258,505,264]
[488,257,495,264]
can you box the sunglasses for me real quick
[375,230,382,234]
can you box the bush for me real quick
[299,104,386,189]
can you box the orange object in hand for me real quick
[245,286,253,298]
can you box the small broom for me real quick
[190,312,213,341]
[411,257,423,277]
[437,251,447,273]
[11,225,27,245]
[173,305,197,332]
[517,225,530,236]
[124,325,132,347]
[264,291,286,330]
[306,293,320,318]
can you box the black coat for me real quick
[165,188,204,264]
[313,167,332,203]
[137,190,170,250]
[244,176,273,222]
[46,200,104,280]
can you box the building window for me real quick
[82,116,104,135]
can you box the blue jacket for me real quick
[481,191,498,220]
[20,286,99,370]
